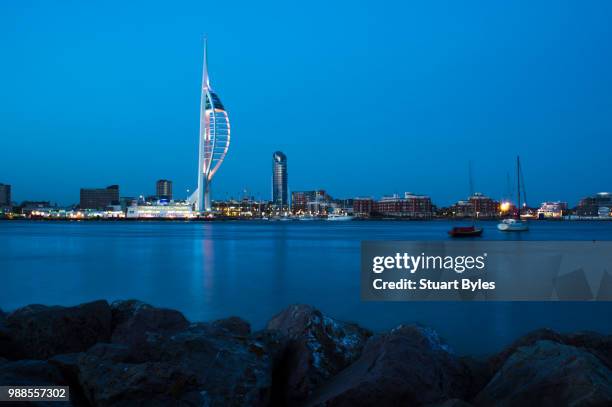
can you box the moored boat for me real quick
[498,156,529,232]
[449,161,483,238]
[326,214,354,221]
[497,218,528,231]
[448,226,483,237]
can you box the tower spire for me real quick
[192,37,230,212]
[202,36,210,89]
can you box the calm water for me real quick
[1,220,611,355]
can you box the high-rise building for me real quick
[156,179,172,200]
[80,185,119,210]
[190,39,231,212]
[272,151,288,208]
[0,183,11,206]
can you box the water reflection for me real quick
[0,220,611,355]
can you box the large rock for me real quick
[0,359,65,386]
[267,304,372,403]
[74,323,285,407]
[110,300,189,346]
[0,359,75,407]
[474,340,612,406]
[1,300,112,360]
[212,316,251,336]
[0,310,15,357]
[457,356,491,401]
[489,328,612,373]
[564,331,612,370]
[76,343,200,407]
[306,324,471,407]
[426,400,474,407]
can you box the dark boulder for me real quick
[0,310,17,357]
[457,356,491,401]
[212,316,251,336]
[48,353,91,406]
[267,304,372,403]
[110,300,189,346]
[474,340,612,406]
[489,328,612,373]
[564,331,612,370]
[306,324,471,407]
[426,400,474,407]
[0,359,65,386]
[0,359,76,406]
[74,324,284,406]
[1,300,112,360]
[76,343,198,407]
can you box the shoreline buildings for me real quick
[353,193,433,219]
[450,192,499,218]
[576,192,611,218]
[79,185,119,210]
[537,201,568,219]
[291,190,329,213]
[272,151,288,209]
[375,193,433,219]
[190,40,231,212]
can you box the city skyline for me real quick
[2,2,612,206]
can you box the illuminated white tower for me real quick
[193,39,231,212]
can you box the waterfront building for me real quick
[291,191,307,212]
[291,190,329,213]
[469,193,498,218]
[156,179,173,200]
[0,183,11,207]
[213,197,268,218]
[451,193,498,218]
[537,201,568,219]
[80,185,119,210]
[336,198,354,211]
[119,197,137,211]
[450,200,472,218]
[374,193,433,218]
[20,201,55,216]
[189,40,231,212]
[576,192,612,217]
[126,202,194,219]
[306,200,332,215]
[404,192,434,218]
[353,197,375,217]
[272,151,288,208]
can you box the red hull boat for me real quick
[448,226,483,237]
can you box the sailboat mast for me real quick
[469,161,475,223]
[517,156,521,219]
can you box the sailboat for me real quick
[497,156,529,232]
[449,161,483,237]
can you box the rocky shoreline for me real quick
[1,301,611,406]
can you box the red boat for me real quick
[448,226,483,237]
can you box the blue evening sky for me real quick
[1,1,611,206]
